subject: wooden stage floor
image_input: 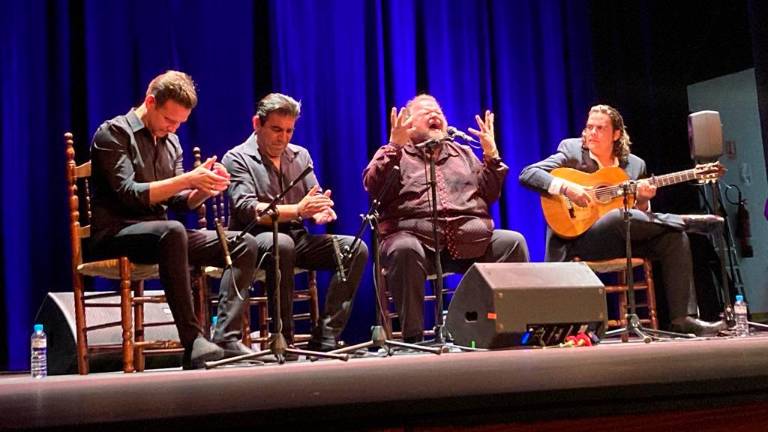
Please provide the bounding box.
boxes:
[3,334,768,431]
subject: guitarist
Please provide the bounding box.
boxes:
[519,104,725,336]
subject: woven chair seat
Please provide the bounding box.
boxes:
[77,260,159,280]
[580,258,645,273]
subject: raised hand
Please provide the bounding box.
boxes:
[389,106,414,148]
[468,110,498,158]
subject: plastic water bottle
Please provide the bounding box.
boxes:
[30,324,47,378]
[734,295,749,337]
[210,316,218,340]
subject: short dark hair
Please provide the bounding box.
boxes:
[256,93,301,124]
[146,70,198,109]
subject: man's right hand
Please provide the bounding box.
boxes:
[297,185,334,219]
[186,156,230,193]
[389,106,413,148]
[563,182,592,207]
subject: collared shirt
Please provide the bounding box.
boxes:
[222,133,318,233]
[90,109,190,244]
[363,141,508,259]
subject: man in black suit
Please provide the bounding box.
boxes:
[519,104,725,336]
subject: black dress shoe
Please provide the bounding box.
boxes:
[682,214,724,235]
[670,316,727,336]
[216,341,256,358]
[183,336,225,370]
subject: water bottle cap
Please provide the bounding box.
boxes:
[33,324,43,332]
[736,295,744,302]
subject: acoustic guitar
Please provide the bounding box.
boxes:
[541,162,724,239]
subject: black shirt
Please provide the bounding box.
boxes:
[90,109,190,244]
[222,133,318,234]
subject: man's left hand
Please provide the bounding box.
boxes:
[468,110,498,158]
[635,180,656,209]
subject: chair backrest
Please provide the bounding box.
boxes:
[65,132,93,268]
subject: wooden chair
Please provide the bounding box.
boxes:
[193,147,319,349]
[66,132,186,374]
[381,273,456,340]
[576,257,659,333]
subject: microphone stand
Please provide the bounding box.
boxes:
[329,166,442,357]
[411,137,477,352]
[206,167,349,368]
[605,182,694,342]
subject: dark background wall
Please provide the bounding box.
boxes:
[0,0,764,371]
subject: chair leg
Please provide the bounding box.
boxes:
[119,258,135,373]
[644,261,659,329]
[308,271,319,329]
[378,282,394,339]
[72,273,89,375]
[193,269,208,333]
[133,281,145,372]
[259,293,269,349]
[242,304,252,347]
[617,270,629,342]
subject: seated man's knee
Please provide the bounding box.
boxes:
[355,241,369,260]
[159,220,188,244]
[383,234,425,263]
[275,235,296,260]
[496,230,530,262]
[240,233,260,261]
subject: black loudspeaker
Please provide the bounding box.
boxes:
[34,292,182,374]
[688,110,723,162]
[445,263,607,349]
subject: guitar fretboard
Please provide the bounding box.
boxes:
[648,168,698,187]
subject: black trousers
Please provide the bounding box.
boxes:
[250,229,368,342]
[381,229,529,341]
[564,209,698,319]
[93,220,259,348]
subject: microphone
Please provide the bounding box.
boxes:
[617,181,637,196]
[215,219,233,267]
[447,126,480,143]
[331,235,347,283]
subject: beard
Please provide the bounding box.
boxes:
[412,128,446,145]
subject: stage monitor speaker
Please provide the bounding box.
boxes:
[445,262,607,349]
[33,291,182,374]
[688,110,723,162]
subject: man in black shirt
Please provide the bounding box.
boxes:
[90,70,260,369]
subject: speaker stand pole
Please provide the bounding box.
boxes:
[708,180,768,332]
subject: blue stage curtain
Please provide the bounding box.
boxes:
[0,0,592,370]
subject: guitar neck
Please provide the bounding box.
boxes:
[648,168,700,188]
